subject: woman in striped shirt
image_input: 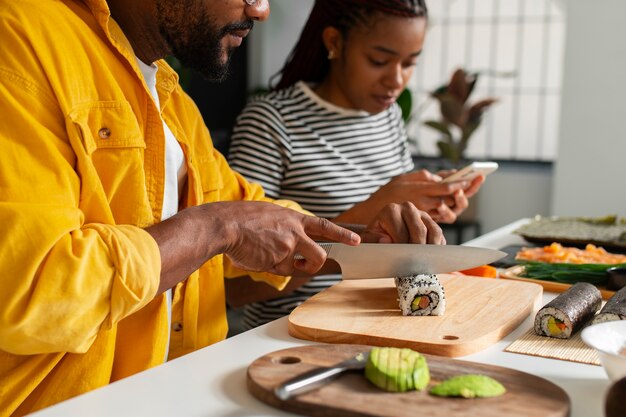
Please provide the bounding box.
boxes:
[228,0,485,330]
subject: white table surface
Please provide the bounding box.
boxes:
[30,219,610,417]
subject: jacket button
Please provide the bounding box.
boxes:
[172,322,183,332]
[98,127,111,139]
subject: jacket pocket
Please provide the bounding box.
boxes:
[196,155,224,193]
[67,100,152,225]
[68,101,145,154]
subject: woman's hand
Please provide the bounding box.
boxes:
[436,169,485,199]
[360,202,445,245]
[334,169,485,225]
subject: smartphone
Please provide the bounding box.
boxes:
[441,161,499,183]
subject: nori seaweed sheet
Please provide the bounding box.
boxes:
[539,282,602,331]
[514,216,626,250]
[598,287,626,317]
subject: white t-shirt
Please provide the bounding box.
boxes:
[136,58,187,361]
[135,59,187,218]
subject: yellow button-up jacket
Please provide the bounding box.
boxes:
[0,0,296,415]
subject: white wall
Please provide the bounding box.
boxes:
[475,164,551,234]
[472,0,626,231]
[248,0,314,90]
[552,0,626,216]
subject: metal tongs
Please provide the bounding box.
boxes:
[274,351,370,400]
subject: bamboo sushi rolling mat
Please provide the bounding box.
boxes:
[505,328,600,366]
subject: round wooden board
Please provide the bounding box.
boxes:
[247,344,570,417]
[500,265,616,300]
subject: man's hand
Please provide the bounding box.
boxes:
[218,201,360,276]
[147,201,360,294]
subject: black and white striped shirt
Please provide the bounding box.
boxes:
[229,81,414,218]
[228,81,414,329]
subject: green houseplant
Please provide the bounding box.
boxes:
[423,68,497,167]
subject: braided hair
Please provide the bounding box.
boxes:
[272,0,428,91]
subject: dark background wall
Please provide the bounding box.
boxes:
[185,43,248,156]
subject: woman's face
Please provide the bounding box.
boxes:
[324,14,427,114]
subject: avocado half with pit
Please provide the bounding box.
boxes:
[364,347,430,392]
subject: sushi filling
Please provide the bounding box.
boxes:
[535,309,573,339]
[411,292,439,316]
[547,316,567,336]
[411,292,439,312]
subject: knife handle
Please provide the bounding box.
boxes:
[274,365,347,400]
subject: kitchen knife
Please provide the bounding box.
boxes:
[274,351,369,400]
[312,243,506,279]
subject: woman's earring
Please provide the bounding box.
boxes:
[327,50,336,60]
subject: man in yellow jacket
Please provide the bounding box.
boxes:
[0,0,445,415]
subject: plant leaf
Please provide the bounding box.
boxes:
[423,120,453,139]
[468,98,498,123]
[437,141,461,165]
[431,84,448,97]
[465,72,479,99]
[438,94,465,127]
[447,69,469,103]
[461,120,481,147]
[396,88,413,122]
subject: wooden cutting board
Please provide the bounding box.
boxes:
[500,265,616,300]
[288,274,542,357]
[247,344,570,417]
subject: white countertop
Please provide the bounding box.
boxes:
[30,219,610,417]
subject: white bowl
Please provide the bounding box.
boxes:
[581,320,626,381]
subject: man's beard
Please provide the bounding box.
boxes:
[156,3,253,81]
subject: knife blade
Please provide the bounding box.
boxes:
[274,351,369,400]
[315,243,506,280]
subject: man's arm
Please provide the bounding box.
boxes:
[0,76,162,355]
[146,202,360,295]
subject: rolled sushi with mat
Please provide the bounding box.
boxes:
[534,282,601,338]
[395,274,445,316]
[592,287,626,324]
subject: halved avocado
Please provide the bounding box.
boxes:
[364,347,430,392]
[411,352,430,391]
[429,374,505,398]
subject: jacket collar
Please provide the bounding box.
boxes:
[79,0,179,101]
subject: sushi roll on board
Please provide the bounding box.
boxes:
[592,287,626,324]
[395,274,446,316]
[534,282,601,338]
